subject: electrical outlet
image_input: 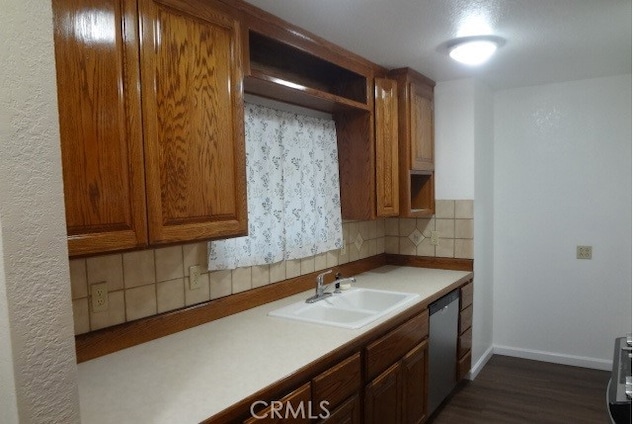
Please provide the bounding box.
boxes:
[91,281,109,312]
[189,265,202,290]
[576,245,592,260]
[430,230,440,246]
[340,244,347,256]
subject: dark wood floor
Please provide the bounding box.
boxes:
[428,355,612,424]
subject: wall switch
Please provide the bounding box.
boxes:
[90,281,109,312]
[576,245,592,260]
[430,230,440,246]
[189,265,202,290]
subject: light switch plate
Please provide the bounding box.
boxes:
[576,245,592,259]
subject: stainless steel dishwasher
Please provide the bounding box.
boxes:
[427,289,460,416]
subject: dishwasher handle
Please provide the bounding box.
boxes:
[429,289,460,316]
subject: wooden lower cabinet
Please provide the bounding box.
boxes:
[320,394,360,424]
[365,362,403,424]
[244,383,312,424]
[365,339,428,424]
[227,288,472,423]
[402,341,428,424]
[457,281,473,381]
[312,352,361,417]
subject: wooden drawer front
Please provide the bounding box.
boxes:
[456,351,471,382]
[458,327,472,359]
[319,394,360,424]
[365,310,428,381]
[459,304,472,334]
[244,383,312,423]
[460,282,473,310]
[313,352,361,415]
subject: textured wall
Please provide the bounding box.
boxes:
[0,0,80,422]
[0,221,19,424]
[493,74,631,368]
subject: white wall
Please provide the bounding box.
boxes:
[434,79,475,199]
[0,0,80,421]
[435,78,495,377]
[493,74,632,369]
[471,80,495,375]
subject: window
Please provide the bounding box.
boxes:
[208,102,343,270]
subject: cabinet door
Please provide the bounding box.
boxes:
[312,353,361,416]
[374,78,399,217]
[402,341,428,424]
[139,0,247,244]
[53,0,148,256]
[409,82,434,172]
[365,362,402,424]
[244,383,312,424]
[320,394,360,424]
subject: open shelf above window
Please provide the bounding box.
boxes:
[246,31,370,113]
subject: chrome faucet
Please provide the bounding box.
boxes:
[306,270,357,303]
[306,270,334,303]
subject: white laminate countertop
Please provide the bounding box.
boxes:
[77,266,472,423]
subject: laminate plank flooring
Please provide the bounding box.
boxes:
[428,355,612,424]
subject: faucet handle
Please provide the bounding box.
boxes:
[316,269,333,284]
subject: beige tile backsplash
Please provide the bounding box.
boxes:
[70,200,473,335]
[384,200,474,261]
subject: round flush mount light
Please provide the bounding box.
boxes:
[446,35,506,66]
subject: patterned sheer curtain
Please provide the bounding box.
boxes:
[208,103,343,271]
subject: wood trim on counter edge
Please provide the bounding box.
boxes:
[75,254,472,362]
[386,254,473,271]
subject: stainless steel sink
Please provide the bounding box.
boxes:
[268,288,419,329]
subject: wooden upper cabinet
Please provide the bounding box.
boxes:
[54,0,247,256]
[389,68,436,217]
[374,78,399,217]
[409,83,434,172]
[53,0,148,256]
[138,0,247,244]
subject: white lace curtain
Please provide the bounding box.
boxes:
[208,103,343,271]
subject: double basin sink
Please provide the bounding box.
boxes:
[268,287,420,329]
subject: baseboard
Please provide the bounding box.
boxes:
[493,345,612,371]
[468,346,494,380]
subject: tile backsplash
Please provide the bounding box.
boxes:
[70,199,473,335]
[384,200,474,260]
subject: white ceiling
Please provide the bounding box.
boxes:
[244,0,632,90]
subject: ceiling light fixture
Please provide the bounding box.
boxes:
[446,35,506,66]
